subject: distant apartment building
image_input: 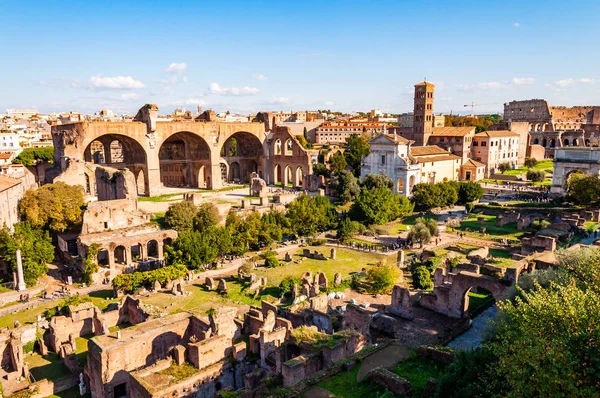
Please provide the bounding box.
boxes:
[398,112,413,128]
[6,109,38,119]
[0,152,15,165]
[315,121,387,145]
[471,130,520,176]
[427,126,476,163]
[58,111,83,124]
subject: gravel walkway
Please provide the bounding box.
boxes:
[447,305,498,350]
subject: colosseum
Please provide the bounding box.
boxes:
[50,105,318,196]
[504,99,600,158]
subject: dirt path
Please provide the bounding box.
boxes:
[301,386,336,398]
[356,342,410,382]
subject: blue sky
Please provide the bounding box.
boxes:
[1,0,599,115]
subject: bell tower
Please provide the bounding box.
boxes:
[412,81,435,146]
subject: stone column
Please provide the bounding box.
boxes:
[145,143,162,197]
[157,241,164,259]
[209,147,223,190]
[125,246,132,266]
[16,249,26,291]
[140,244,148,261]
[107,250,115,269]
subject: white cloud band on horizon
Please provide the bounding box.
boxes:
[90,75,145,89]
[209,82,259,96]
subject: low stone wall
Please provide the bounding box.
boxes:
[30,373,80,398]
[366,367,411,396]
[416,346,456,365]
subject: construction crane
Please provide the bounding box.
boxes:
[464,102,478,118]
[463,102,501,117]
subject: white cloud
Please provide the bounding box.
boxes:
[265,97,289,105]
[547,77,595,90]
[165,63,187,73]
[324,101,335,106]
[513,22,520,28]
[208,82,259,96]
[456,81,504,91]
[512,77,536,85]
[253,74,268,81]
[117,92,141,101]
[90,75,144,89]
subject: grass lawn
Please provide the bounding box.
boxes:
[503,160,554,176]
[314,352,447,398]
[49,386,85,398]
[0,289,118,329]
[26,352,70,382]
[393,355,447,395]
[254,247,389,287]
[467,289,495,317]
[457,214,523,241]
[488,248,518,267]
[142,278,279,316]
[585,221,600,233]
[314,366,386,398]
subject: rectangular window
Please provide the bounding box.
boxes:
[381,155,386,165]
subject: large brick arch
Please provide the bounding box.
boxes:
[420,271,510,319]
[218,131,266,183]
[158,131,212,188]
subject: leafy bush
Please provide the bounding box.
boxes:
[43,295,92,320]
[526,170,545,182]
[82,244,100,284]
[336,218,363,241]
[366,262,401,294]
[112,264,187,293]
[279,276,301,297]
[165,201,197,231]
[262,251,280,268]
[465,202,474,213]
[412,266,433,289]
[12,147,54,166]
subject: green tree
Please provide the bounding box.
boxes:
[524,157,538,169]
[329,170,360,203]
[362,173,393,190]
[415,217,439,237]
[164,201,197,231]
[168,227,231,269]
[0,222,54,286]
[457,181,484,204]
[193,203,221,231]
[498,162,511,174]
[411,183,441,211]
[19,182,84,232]
[286,195,336,236]
[407,222,432,246]
[567,175,600,205]
[490,283,600,397]
[439,182,459,207]
[349,186,413,226]
[328,151,347,174]
[12,147,54,166]
[344,133,371,176]
[279,276,301,297]
[366,262,401,294]
[336,218,363,241]
[263,251,280,268]
[313,163,330,178]
[556,246,600,291]
[526,170,545,183]
[412,266,433,289]
[303,126,308,141]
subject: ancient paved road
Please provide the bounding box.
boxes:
[447,305,499,350]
